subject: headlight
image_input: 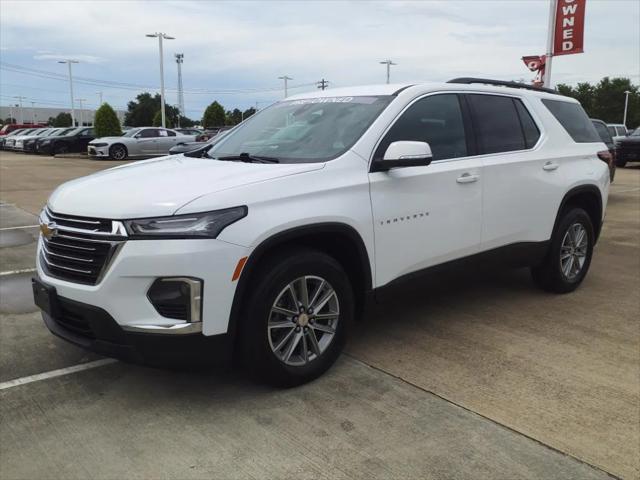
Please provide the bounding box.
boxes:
[91,142,108,147]
[124,206,247,239]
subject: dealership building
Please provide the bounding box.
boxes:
[0,105,126,126]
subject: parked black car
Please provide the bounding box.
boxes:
[591,119,616,182]
[615,127,640,167]
[23,127,75,153]
[36,127,95,155]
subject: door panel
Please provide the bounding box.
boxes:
[368,93,482,287]
[369,158,483,286]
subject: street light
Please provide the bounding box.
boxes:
[76,99,86,126]
[623,90,631,127]
[146,32,175,127]
[278,75,293,98]
[13,96,26,123]
[379,59,397,84]
[58,60,79,126]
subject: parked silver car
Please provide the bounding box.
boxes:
[88,127,196,160]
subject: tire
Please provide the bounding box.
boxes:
[239,248,354,387]
[109,144,127,160]
[531,207,594,293]
[615,157,627,167]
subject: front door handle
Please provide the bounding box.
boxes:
[543,161,559,171]
[456,173,479,184]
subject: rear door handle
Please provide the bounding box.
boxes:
[456,173,479,184]
[543,161,559,171]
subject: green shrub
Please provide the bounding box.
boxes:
[94,103,122,137]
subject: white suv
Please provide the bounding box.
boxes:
[33,78,610,386]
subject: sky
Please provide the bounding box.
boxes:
[1,0,639,120]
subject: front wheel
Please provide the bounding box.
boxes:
[240,248,354,387]
[109,144,127,160]
[531,207,594,293]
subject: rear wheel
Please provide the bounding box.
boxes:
[109,144,127,160]
[531,207,594,293]
[240,248,353,387]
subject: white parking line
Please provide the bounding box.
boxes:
[0,224,39,231]
[0,359,117,391]
[0,267,36,276]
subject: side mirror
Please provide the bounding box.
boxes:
[371,141,433,172]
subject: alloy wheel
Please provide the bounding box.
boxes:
[560,222,588,281]
[267,275,339,367]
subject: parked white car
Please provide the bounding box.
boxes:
[34,79,609,386]
[607,123,629,143]
[88,127,196,160]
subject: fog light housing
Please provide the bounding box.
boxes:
[147,277,202,322]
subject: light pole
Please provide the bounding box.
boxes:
[76,99,86,126]
[96,91,103,105]
[175,53,185,118]
[13,96,26,123]
[146,32,175,127]
[58,60,79,126]
[623,90,631,127]
[278,75,293,98]
[30,101,36,124]
[379,60,397,84]
[9,105,14,124]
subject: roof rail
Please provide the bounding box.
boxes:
[447,77,559,95]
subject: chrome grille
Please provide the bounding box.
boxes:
[39,208,127,285]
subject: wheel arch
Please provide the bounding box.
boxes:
[227,223,373,344]
[554,184,603,242]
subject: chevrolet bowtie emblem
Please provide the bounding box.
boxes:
[40,221,58,240]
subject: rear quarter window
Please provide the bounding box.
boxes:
[542,99,600,143]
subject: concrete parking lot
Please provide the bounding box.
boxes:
[0,151,638,479]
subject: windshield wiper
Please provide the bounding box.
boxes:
[217,152,280,163]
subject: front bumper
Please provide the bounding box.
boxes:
[36,285,233,365]
[36,235,250,337]
[88,145,109,157]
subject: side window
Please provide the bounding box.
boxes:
[165,130,176,137]
[375,94,468,161]
[541,99,600,143]
[468,94,525,154]
[139,129,159,138]
[83,129,94,136]
[617,127,627,136]
[607,126,616,137]
[514,100,541,148]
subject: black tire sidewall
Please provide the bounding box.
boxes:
[241,249,354,387]
[110,145,126,160]
[547,207,594,291]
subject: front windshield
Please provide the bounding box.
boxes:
[34,129,52,136]
[207,96,393,163]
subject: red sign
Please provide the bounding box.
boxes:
[553,0,587,56]
[522,55,546,72]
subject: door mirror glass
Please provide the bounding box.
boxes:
[372,141,433,172]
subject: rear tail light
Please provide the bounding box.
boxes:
[597,150,613,165]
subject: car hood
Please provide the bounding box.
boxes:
[89,136,126,144]
[48,154,325,218]
[618,136,640,145]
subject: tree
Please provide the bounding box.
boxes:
[202,101,226,128]
[152,110,162,127]
[243,107,257,120]
[51,112,72,127]
[557,77,639,128]
[4,117,16,125]
[178,116,195,127]
[124,92,160,127]
[94,102,122,137]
